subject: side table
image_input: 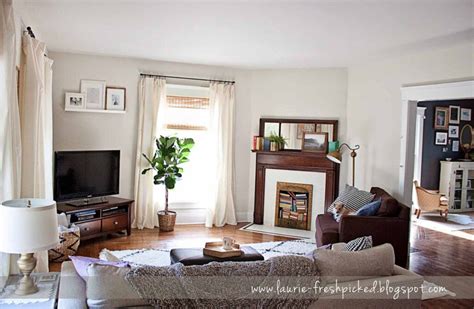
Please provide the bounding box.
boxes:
[0,273,60,308]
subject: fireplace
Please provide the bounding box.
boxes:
[275,182,313,230]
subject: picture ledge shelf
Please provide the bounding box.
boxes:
[65,109,126,114]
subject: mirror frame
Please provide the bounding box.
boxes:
[460,124,474,148]
[259,118,339,148]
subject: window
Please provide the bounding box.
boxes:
[159,84,211,209]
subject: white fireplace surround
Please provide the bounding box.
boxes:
[264,169,326,231]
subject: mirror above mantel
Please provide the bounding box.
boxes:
[260,118,338,150]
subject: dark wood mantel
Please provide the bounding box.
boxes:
[253,150,339,224]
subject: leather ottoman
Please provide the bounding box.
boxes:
[170,246,264,266]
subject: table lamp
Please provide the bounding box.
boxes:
[327,143,360,187]
[0,199,58,295]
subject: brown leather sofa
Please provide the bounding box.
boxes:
[315,187,410,267]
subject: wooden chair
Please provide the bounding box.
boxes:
[413,181,448,221]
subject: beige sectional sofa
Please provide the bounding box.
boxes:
[58,243,423,308]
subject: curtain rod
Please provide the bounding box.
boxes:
[140,73,235,84]
[25,26,36,38]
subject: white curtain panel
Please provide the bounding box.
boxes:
[17,35,54,272]
[0,0,22,278]
[205,82,237,227]
[132,77,166,229]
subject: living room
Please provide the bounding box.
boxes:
[0,0,473,308]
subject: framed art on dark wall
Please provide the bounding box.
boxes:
[449,105,460,124]
[448,125,459,138]
[106,87,126,111]
[461,108,471,121]
[434,107,449,130]
[435,132,448,145]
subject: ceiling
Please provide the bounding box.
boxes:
[17,0,474,68]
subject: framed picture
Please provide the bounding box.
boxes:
[65,92,86,111]
[297,123,316,139]
[448,125,459,138]
[80,79,106,110]
[461,108,471,121]
[302,132,328,152]
[449,105,460,124]
[452,140,459,152]
[435,132,448,146]
[106,87,126,111]
[434,107,449,130]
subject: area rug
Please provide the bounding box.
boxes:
[103,239,452,300]
[239,223,315,239]
[413,213,474,240]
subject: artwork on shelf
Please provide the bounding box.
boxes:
[80,79,106,110]
[106,87,126,111]
[302,132,328,152]
[435,132,448,146]
[461,108,471,121]
[452,140,459,152]
[448,125,459,138]
[449,105,460,124]
[297,123,316,139]
[434,107,449,130]
[65,92,86,111]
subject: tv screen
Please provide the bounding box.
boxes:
[54,150,120,202]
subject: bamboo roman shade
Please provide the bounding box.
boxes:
[165,95,209,131]
[167,95,209,109]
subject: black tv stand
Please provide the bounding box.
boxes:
[67,196,109,207]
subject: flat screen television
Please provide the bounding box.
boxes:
[54,150,120,202]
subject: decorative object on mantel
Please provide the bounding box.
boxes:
[268,133,287,151]
[327,143,360,187]
[434,106,449,130]
[449,105,460,124]
[460,124,473,160]
[106,86,126,111]
[80,79,106,110]
[0,199,59,295]
[302,132,328,153]
[142,136,195,232]
[64,92,86,111]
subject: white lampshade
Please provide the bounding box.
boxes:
[0,199,59,254]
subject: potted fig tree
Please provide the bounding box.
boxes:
[142,136,195,232]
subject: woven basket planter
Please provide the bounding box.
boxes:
[158,210,176,232]
[48,225,80,262]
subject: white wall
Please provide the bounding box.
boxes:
[242,69,348,220]
[50,52,348,223]
[346,42,474,200]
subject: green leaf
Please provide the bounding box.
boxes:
[141,168,152,175]
[165,176,176,189]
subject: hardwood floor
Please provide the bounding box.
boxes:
[50,222,474,308]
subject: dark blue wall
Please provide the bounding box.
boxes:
[418,99,474,189]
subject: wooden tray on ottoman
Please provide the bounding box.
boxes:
[203,241,242,258]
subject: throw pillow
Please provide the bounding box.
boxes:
[69,256,129,281]
[313,243,395,283]
[355,199,382,216]
[344,236,373,251]
[328,185,375,214]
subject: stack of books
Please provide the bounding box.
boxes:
[278,191,309,222]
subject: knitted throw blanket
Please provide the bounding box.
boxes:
[125,255,320,308]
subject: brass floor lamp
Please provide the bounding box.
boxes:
[327,143,360,187]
